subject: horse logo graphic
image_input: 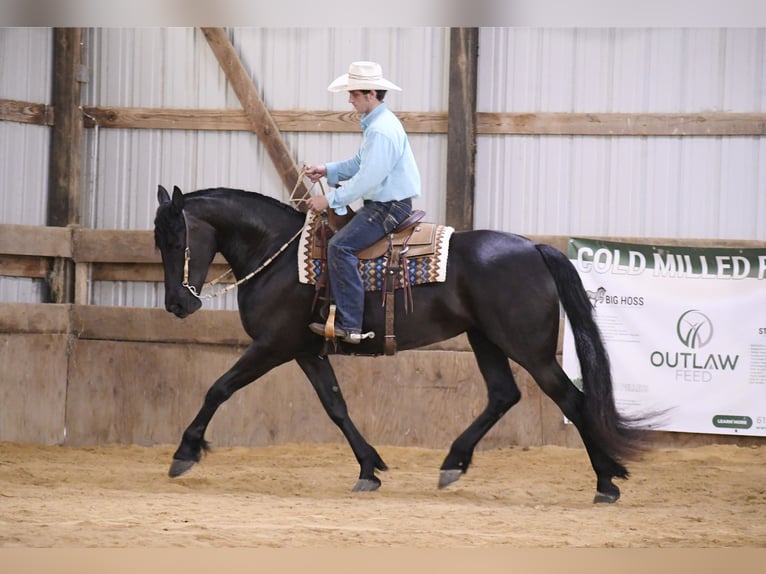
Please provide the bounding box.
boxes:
[676,309,714,349]
[587,287,606,307]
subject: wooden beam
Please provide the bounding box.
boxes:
[0,224,72,257]
[0,98,54,126]
[47,28,84,305]
[79,105,447,134]
[90,262,234,283]
[0,303,250,344]
[200,27,308,202]
[71,228,227,264]
[0,255,50,279]
[0,303,72,334]
[72,229,158,264]
[47,29,83,228]
[82,106,257,132]
[72,305,249,345]
[445,28,478,231]
[72,105,766,137]
[477,112,766,136]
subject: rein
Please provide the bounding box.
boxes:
[181,210,304,300]
[181,166,321,301]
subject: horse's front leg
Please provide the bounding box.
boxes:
[296,354,388,492]
[168,343,286,478]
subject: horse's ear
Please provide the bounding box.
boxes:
[157,185,170,205]
[171,185,184,213]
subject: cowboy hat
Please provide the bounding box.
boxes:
[327,61,402,93]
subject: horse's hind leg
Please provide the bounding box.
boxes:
[296,354,388,492]
[439,329,521,488]
[528,360,626,503]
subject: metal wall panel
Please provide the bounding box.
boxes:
[82,28,449,224]
[7,27,761,307]
[0,27,52,302]
[474,28,766,239]
[82,27,450,308]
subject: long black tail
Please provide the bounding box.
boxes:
[535,243,648,468]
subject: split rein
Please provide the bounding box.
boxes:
[181,166,323,300]
[180,211,304,300]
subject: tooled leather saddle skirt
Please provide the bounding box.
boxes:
[297,210,454,292]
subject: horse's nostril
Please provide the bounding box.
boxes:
[166,292,200,318]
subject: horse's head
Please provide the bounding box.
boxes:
[154,185,217,318]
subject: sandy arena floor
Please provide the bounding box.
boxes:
[0,441,764,548]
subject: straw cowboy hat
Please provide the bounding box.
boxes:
[327,61,402,92]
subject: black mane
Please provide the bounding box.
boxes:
[188,187,302,217]
[154,187,303,250]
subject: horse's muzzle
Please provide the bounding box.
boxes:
[166,293,202,318]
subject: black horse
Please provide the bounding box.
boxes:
[154,185,648,503]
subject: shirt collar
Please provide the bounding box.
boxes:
[360,102,387,130]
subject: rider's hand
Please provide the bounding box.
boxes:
[304,164,327,183]
[306,194,329,213]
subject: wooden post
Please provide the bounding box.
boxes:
[445,28,478,231]
[47,28,83,303]
[200,27,309,205]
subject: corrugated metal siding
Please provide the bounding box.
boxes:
[5,27,763,306]
[0,27,52,302]
[0,27,52,225]
[82,28,449,224]
[82,27,450,308]
[474,28,766,239]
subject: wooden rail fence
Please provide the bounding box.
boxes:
[1,224,764,450]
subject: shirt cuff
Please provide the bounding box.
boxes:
[325,162,340,187]
[325,189,347,215]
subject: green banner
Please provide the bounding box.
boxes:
[563,237,766,437]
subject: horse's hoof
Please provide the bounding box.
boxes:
[438,469,463,489]
[352,478,381,492]
[593,490,620,504]
[168,458,196,478]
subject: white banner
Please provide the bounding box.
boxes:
[562,238,766,437]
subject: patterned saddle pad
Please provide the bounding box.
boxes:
[297,210,454,292]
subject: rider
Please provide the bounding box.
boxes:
[305,61,421,344]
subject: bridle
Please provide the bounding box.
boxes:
[180,209,304,300]
[180,165,321,301]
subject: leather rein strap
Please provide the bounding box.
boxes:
[181,209,304,301]
[181,164,322,300]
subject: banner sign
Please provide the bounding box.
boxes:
[562,237,766,437]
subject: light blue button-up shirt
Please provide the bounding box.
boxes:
[325,103,421,215]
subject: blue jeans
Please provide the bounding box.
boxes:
[327,198,413,334]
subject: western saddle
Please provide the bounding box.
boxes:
[312,207,428,355]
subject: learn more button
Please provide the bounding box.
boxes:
[712,415,752,429]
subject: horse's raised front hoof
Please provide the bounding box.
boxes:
[438,469,463,489]
[593,489,620,504]
[168,458,196,478]
[352,478,381,492]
